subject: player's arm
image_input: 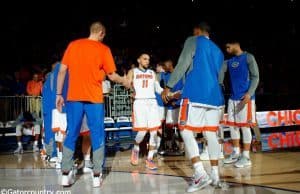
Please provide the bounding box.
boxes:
[56,64,67,112]
[103,47,130,88]
[166,36,196,89]
[236,53,260,112]
[218,61,228,86]
[247,53,260,97]
[154,72,163,94]
[162,37,195,103]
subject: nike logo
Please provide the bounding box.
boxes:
[194,175,205,185]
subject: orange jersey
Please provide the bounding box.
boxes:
[26,80,43,96]
[61,38,116,103]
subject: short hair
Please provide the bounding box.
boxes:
[194,22,211,34]
[90,21,105,34]
[225,35,242,45]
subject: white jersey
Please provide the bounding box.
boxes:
[133,68,156,99]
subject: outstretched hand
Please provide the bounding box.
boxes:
[56,95,65,113]
[161,88,171,103]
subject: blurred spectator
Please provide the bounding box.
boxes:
[26,73,43,115]
[13,111,42,154]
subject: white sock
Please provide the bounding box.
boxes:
[233,147,240,154]
[56,148,60,157]
[18,142,22,147]
[134,144,139,151]
[193,162,205,175]
[243,150,250,158]
[58,151,62,161]
[147,150,155,160]
[211,166,219,176]
[84,154,91,161]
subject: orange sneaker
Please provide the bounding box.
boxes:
[131,149,139,166]
[145,159,158,170]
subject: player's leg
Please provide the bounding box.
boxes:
[178,99,212,192]
[224,99,241,164]
[235,100,255,168]
[203,108,221,186]
[131,100,148,165]
[79,114,93,173]
[145,99,161,170]
[84,103,105,187]
[61,102,83,186]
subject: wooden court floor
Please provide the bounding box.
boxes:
[0,149,299,192]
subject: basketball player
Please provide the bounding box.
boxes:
[127,52,165,170]
[162,59,184,153]
[219,38,259,168]
[56,21,129,187]
[162,22,224,192]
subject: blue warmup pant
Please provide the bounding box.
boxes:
[43,112,57,157]
[62,101,105,174]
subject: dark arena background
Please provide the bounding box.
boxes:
[0,1,299,194]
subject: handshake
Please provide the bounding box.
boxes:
[161,88,181,104]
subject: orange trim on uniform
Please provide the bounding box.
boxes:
[247,101,252,122]
[132,126,161,132]
[179,99,189,123]
[80,130,90,136]
[52,127,60,132]
[60,130,66,135]
[225,121,256,127]
[179,125,219,132]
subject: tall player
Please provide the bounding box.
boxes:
[162,22,224,192]
[56,21,129,187]
[128,52,164,170]
[219,38,259,168]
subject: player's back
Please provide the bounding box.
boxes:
[133,68,156,99]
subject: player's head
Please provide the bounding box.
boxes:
[137,52,150,69]
[163,59,174,72]
[33,73,39,81]
[90,21,106,42]
[225,39,241,55]
[193,22,211,37]
[156,62,164,73]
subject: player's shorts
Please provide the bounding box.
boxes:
[157,105,166,122]
[227,99,256,127]
[166,108,179,127]
[80,114,90,136]
[178,99,221,132]
[52,109,67,142]
[132,99,161,131]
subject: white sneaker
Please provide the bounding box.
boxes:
[83,160,94,173]
[33,144,39,152]
[234,156,252,168]
[219,151,224,159]
[199,148,209,161]
[61,170,75,186]
[187,173,212,193]
[49,157,58,163]
[223,152,240,164]
[93,173,103,187]
[210,171,220,187]
[56,161,61,169]
[14,146,23,154]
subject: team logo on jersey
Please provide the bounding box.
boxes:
[231,62,239,68]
